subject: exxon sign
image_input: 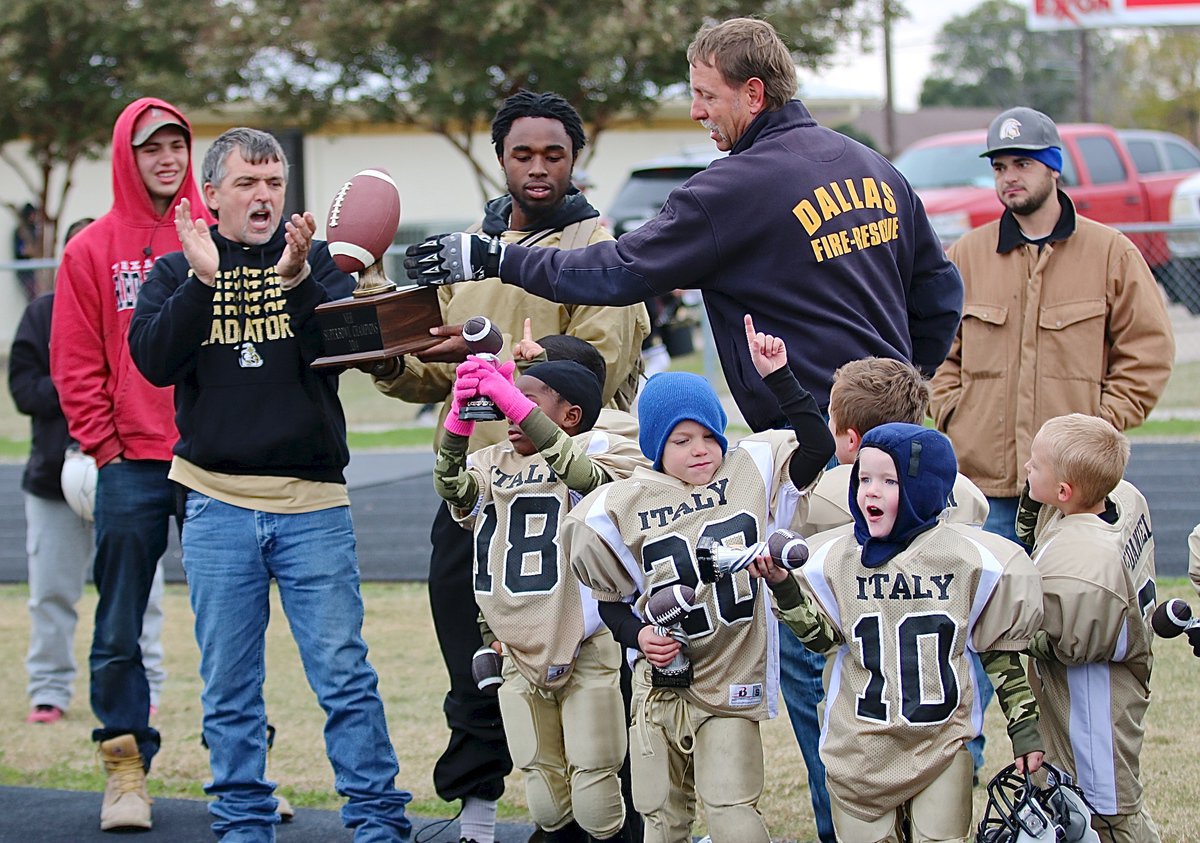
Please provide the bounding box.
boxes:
[1029,0,1200,31]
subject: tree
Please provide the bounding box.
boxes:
[243,0,874,201]
[0,0,260,270]
[918,0,1117,119]
[1118,29,1200,142]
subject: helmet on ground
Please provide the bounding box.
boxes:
[976,762,1101,843]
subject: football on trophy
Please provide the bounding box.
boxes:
[326,168,402,275]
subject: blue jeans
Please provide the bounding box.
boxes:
[777,621,836,843]
[983,496,1020,544]
[90,459,173,764]
[182,493,412,842]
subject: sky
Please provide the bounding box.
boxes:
[795,0,986,112]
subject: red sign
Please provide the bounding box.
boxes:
[1030,0,1200,29]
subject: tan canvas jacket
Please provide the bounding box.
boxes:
[931,211,1173,497]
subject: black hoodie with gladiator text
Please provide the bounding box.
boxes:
[128,225,355,483]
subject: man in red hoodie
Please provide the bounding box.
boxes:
[49,97,213,833]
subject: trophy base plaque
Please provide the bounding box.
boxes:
[312,284,443,369]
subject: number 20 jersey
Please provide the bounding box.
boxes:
[798,522,1043,818]
[564,431,807,721]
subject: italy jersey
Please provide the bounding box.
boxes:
[798,522,1043,819]
[1028,479,1156,815]
[455,425,646,690]
[565,430,810,720]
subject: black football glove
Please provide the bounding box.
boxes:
[403,232,504,286]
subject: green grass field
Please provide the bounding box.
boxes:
[1,580,1198,842]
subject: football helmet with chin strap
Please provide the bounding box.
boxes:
[976,762,1103,843]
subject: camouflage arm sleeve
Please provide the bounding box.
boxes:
[522,409,610,495]
[432,430,480,509]
[1014,482,1042,552]
[1026,629,1057,663]
[773,575,842,653]
[980,649,1042,758]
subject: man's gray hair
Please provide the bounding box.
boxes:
[202,127,289,188]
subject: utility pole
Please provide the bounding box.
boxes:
[1078,28,1091,121]
[883,0,897,158]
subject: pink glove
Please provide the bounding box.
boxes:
[475,360,536,423]
[444,359,483,438]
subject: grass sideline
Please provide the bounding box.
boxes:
[1,580,1198,840]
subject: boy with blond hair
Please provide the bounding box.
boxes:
[1020,413,1161,843]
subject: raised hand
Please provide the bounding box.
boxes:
[175,198,219,286]
[444,358,486,437]
[276,211,316,280]
[404,232,504,286]
[745,313,787,378]
[451,359,486,411]
[512,318,544,362]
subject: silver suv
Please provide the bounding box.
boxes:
[604,147,725,236]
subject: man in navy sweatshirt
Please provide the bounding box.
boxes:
[404,19,963,843]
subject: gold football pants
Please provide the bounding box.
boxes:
[629,660,770,843]
[829,748,973,843]
[497,629,626,838]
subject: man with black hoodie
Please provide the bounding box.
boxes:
[50,97,213,832]
[371,90,647,843]
[129,128,413,843]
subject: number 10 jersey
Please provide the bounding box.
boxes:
[799,522,1043,819]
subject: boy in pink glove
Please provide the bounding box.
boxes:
[433,354,646,842]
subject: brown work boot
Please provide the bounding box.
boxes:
[98,734,152,831]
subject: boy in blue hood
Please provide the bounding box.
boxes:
[757,423,1046,843]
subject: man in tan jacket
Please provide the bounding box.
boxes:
[931,106,1174,544]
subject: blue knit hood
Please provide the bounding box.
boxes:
[850,423,957,568]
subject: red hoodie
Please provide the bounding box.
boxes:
[50,98,214,467]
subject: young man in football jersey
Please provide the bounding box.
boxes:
[1020,414,1161,843]
[563,315,835,843]
[758,422,1045,843]
[433,350,645,842]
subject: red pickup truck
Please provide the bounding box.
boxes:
[891,124,1200,269]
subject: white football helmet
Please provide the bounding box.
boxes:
[976,762,1102,843]
[61,445,98,522]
